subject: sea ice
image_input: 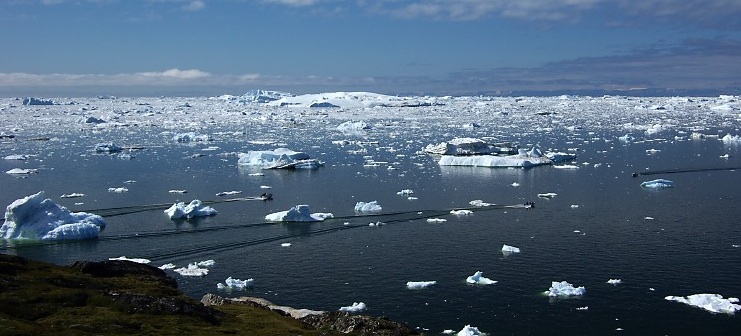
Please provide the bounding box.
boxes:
[217,276,254,290]
[1,191,106,240]
[640,179,674,189]
[173,263,209,276]
[545,281,586,297]
[338,302,366,312]
[406,281,437,289]
[354,201,382,213]
[607,279,622,285]
[60,193,85,198]
[94,142,122,153]
[450,209,473,216]
[107,187,128,193]
[427,218,447,223]
[538,192,557,198]
[502,244,521,253]
[337,120,370,132]
[173,132,211,142]
[3,154,29,160]
[466,271,497,285]
[265,205,334,222]
[424,137,499,155]
[456,325,484,336]
[6,168,38,175]
[164,200,217,219]
[665,294,741,314]
[721,134,741,144]
[438,153,551,168]
[397,189,414,196]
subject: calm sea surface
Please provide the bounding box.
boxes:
[2,98,741,335]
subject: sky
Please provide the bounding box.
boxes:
[1,0,741,96]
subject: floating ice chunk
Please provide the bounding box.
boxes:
[1,191,105,240]
[60,193,85,198]
[337,121,370,132]
[438,153,551,168]
[168,190,188,194]
[406,281,437,289]
[618,134,634,142]
[107,187,128,193]
[538,192,557,198]
[354,201,382,213]
[721,134,741,144]
[466,271,497,285]
[173,132,211,142]
[173,263,209,276]
[640,179,674,189]
[576,306,589,311]
[197,259,215,267]
[450,209,473,216]
[164,200,217,219]
[4,154,29,160]
[424,138,498,155]
[6,168,38,175]
[109,256,151,264]
[265,205,333,222]
[94,142,122,153]
[553,164,579,169]
[665,294,741,314]
[469,200,494,207]
[397,189,414,196]
[159,263,176,270]
[545,152,577,163]
[427,218,447,223]
[216,190,242,196]
[237,148,322,169]
[338,302,366,312]
[502,244,521,253]
[217,276,254,290]
[456,325,484,336]
[645,148,661,154]
[281,242,292,247]
[545,281,586,297]
[511,182,520,187]
[571,204,580,208]
[607,279,622,285]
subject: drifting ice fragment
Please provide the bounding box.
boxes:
[406,281,437,289]
[1,191,106,240]
[466,271,497,285]
[107,187,128,193]
[538,192,557,198]
[545,281,586,297]
[6,168,38,175]
[427,218,447,223]
[173,263,209,276]
[354,201,382,213]
[640,179,674,189]
[450,209,473,216]
[109,256,151,264]
[607,279,622,285]
[397,189,414,196]
[217,277,254,290]
[164,200,217,219]
[94,142,122,153]
[60,193,85,198]
[665,294,741,314]
[502,244,521,253]
[265,205,333,222]
[237,148,322,169]
[339,302,366,312]
[456,325,484,336]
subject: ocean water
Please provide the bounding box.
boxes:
[2,95,741,334]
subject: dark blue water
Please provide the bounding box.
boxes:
[2,114,741,335]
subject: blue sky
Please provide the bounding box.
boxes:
[1,0,741,96]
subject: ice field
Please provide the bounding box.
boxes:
[2,92,741,334]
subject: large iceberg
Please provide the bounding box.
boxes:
[466,271,497,285]
[545,281,586,297]
[665,294,741,314]
[424,137,515,156]
[164,200,217,219]
[265,205,334,222]
[354,201,382,213]
[439,153,551,168]
[237,148,323,169]
[1,191,106,240]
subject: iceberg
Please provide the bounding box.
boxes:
[237,148,322,169]
[607,279,622,285]
[1,191,106,240]
[721,134,741,144]
[354,201,382,213]
[164,200,217,219]
[424,138,501,155]
[665,294,741,314]
[173,263,209,276]
[109,256,151,264]
[466,271,497,285]
[172,132,211,142]
[337,120,370,132]
[94,142,123,153]
[265,205,334,222]
[456,325,484,336]
[338,302,366,313]
[450,209,473,216]
[217,276,254,290]
[406,281,437,289]
[6,168,38,175]
[640,179,674,189]
[4,154,29,160]
[545,281,586,297]
[502,244,521,253]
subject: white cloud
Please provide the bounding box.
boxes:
[262,0,325,7]
[139,68,211,79]
[182,0,205,11]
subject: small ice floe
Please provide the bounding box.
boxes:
[4,154,29,160]
[665,294,741,314]
[281,242,292,247]
[6,168,38,175]
[397,189,414,196]
[456,325,484,336]
[553,164,579,169]
[168,190,188,194]
[94,142,122,153]
[164,200,217,219]
[469,200,494,207]
[645,149,661,154]
[216,190,242,196]
[109,256,151,264]
[450,209,473,216]
[538,192,557,198]
[159,263,177,270]
[337,120,370,132]
[60,193,85,198]
[576,306,589,311]
[123,180,137,184]
[265,205,334,222]
[511,182,520,187]
[173,263,210,276]
[338,302,366,313]
[721,134,741,144]
[640,179,674,189]
[720,154,730,159]
[406,281,437,289]
[427,218,447,223]
[217,277,254,290]
[260,185,272,189]
[570,204,580,209]
[354,201,382,213]
[173,132,211,142]
[0,191,106,240]
[107,187,129,193]
[368,221,384,227]
[644,216,654,220]
[607,279,622,285]
[466,271,497,285]
[248,172,265,176]
[545,281,586,297]
[502,244,521,254]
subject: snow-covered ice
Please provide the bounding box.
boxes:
[466,271,497,285]
[456,325,484,336]
[109,256,151,264]
[6,168,38,175]
[164,200,217,219]
[607,279,622,285]
[354,201,382,213]
[173,263,210,276]
[265,205,334,222]
[217,276,254,290]
[641,179,674,189]
[545,281,586,297]
[1,191,106,240]
[237,148,322,169]
[338,302,366,312]
[665,294,741,314]
[502,244,521,253]
[406,281,437,289]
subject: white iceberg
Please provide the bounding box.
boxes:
[237,148,322,169]
[94,142,122,153]
[450,209,473,216]
[109,256,151,264]
[466,271,497,285]
[721,134,741,144]
[173,132,211,142]
[456,325,484,336]
[354,201,382,213]
[173,263,209,276]
[607,279,622,285]
[665,294,741,314]
[217,276,254,290]
[424,138,499,155]
[545,281,586,297]
[1,191,106,240]
[60,193,85,198]
[337,120,370,132]
[502,244,521,253]
[640,179,674,189]
[6,168,38,175]
[265,205,334,222]
[164,200,217,219]
[438,152,551,168]
[338,302,366,312]
[406,281,437,289]
[4,154,29,160]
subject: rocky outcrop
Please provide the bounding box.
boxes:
[71,259,178,288]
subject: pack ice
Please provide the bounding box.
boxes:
[1,191,106,240]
